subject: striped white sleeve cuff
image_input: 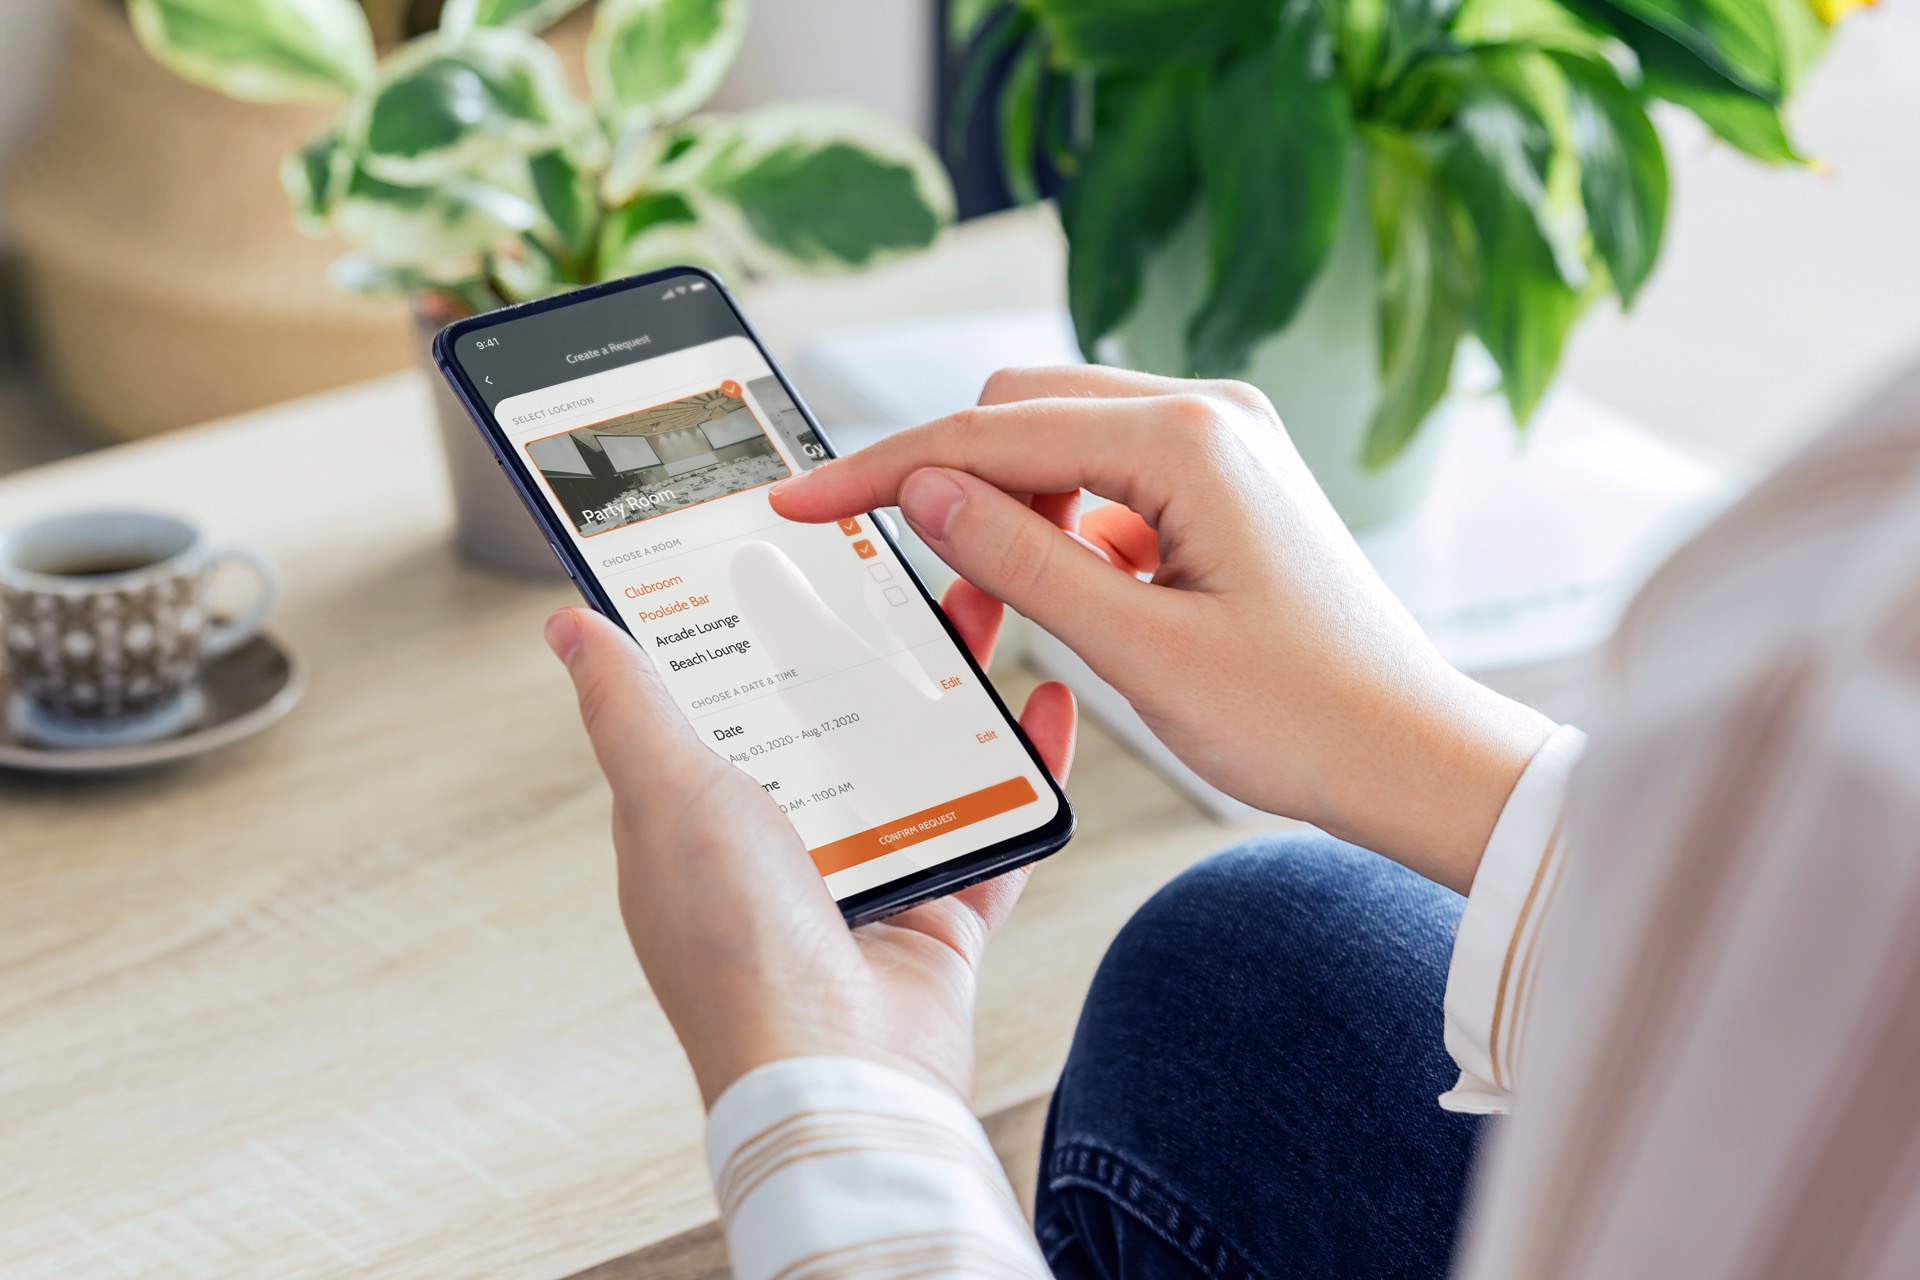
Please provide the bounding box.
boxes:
[1440,725,1587,1115]
[705,1056,1051,1280]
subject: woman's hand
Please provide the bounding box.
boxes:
[771,366,1552,894]
[544,582,1074,1108]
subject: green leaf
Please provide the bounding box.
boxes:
[1452,0,1615,57]
[1443,79,1586,424]
[594,183,738,284]
[440,0,589,34]
[1573,0,1807,161]
[355,30,585,186]
[1186,0,1351,378]
[682,103,955,272]
[945,8,1035,162]
[596,189,696,274]
[998,38,1047,204]
[493,238,571,301]
[1363,128,1475,467]
[588,0,746,129]
[1559,0,1785,100]
[1024,0,1279,68]
[948,0,1010,45]
[1043,70,1094,177]
[1765,0,1829,92]
[1058,70,1197,354]
[1591,0,1787,97]
[529,149,598,268]
[1646,69,1802,161]
[334,165,540,268]
[281,130,352,233]
[127,0,374,102]
[600,119,660,205]
[1556,55,1667,304]
[1336,0,1386,95]
[1376,0,1462,84]
[1454,51,1588,280]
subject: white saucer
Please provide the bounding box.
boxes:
[7,687,207,749]
[0,631,306,774]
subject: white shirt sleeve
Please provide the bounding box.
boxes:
[1439,724,1587,1114]
[705,1056,1052,1280]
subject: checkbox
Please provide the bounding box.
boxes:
[837,518,862,535]
[852,540,877,560]
[884,586,908,606]
[867,563,893,582]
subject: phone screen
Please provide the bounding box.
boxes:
[441,270,1068,914]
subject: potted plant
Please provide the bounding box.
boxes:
[129,0,955,571]
[958,0,1858,527]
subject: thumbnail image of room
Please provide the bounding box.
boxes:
[527,388,792,536]
[747,374,828,469]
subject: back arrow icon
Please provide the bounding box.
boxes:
[485,375,494,384]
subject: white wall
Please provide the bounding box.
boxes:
[1561,3,1920,469]
[706,0,936,138]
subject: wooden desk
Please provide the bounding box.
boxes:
[0,372,1269,1278]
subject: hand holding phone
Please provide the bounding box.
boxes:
[435,268,1074,924]
[544,579,1073,1107]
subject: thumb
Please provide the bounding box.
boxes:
[545,606,712,789]
[897,467,1159,654]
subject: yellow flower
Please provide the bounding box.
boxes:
[1810,0,1878,25]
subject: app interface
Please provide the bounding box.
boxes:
[456,276,1058,900]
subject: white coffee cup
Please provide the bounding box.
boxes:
[0,511,277,741]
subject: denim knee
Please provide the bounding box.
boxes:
[1036,830,1482,1280]
[1078,829,1463,1064]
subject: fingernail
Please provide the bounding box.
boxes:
[900,469,966,541]
[544,609,583,661]
[770,461,827,498]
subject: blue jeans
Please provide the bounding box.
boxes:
[1034,831,1486,1280]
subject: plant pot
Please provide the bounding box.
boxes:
[1099,154,1447,531]
[413,305,566,577]
[4,0,414,439]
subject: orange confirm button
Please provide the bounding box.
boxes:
[809,776,1040,876]
[720,380,743,399]
[837,517,863,536]
[851,539,877,559]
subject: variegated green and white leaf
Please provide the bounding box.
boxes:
[599,214,741,282]
[529,149,599,267]
[676,102,954,274]
[599,189,692,264]
[335,166,540,268]
[352,28,587,187]
[128,0,375,102]
[601,119,662,205]
[281,130,354,233]
[588,0,747,130]
[492,240,572,301]
[600,118,713,206]
[440,0,590,36]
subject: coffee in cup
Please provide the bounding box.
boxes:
[0,511,277,746]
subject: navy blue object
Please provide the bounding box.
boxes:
[1037,830,1487,1280]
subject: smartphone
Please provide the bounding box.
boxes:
[433,266,1074,925]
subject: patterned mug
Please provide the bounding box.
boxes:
[0,511,277,727]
